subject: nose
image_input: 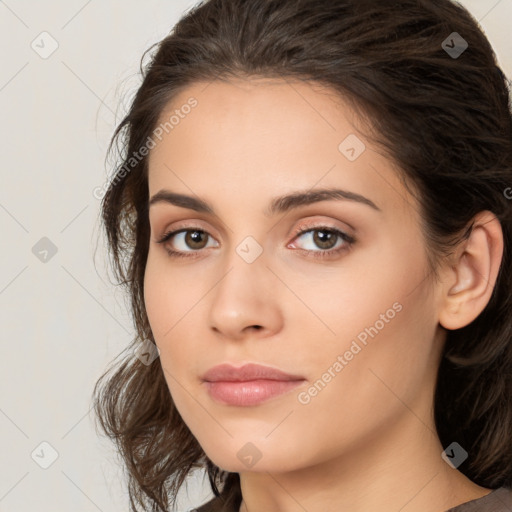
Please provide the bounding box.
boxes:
[208,255,284,341]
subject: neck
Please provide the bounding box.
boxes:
[238,405,489,512]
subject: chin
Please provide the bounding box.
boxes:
[199,437,306,474]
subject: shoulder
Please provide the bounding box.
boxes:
[447,487,512,511]
[195,487,512,511]
[192,487,512,512]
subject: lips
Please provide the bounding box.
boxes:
[201,363,304,382]
[201,363,306,406]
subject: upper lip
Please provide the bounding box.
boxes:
[202,363,305,382]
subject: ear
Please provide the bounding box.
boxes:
[438,211,504,330]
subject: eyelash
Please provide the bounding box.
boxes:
[155,224,356,261]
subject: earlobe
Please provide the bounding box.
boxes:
[438,211,504,331]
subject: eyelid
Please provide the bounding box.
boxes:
[293,219,350,234]
[290,219,355,241]
[155,218,351,241]
[154,218,219,243]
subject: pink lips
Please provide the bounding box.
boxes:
[202,363,306,406]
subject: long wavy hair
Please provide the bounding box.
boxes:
[92,0,512,510]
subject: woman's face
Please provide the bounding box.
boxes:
[144,78,446,473]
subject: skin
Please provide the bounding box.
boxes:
[143,78,504,512]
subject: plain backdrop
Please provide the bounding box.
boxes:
[1,1,511,511]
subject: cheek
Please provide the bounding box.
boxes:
[143,258,170,339]
[143,252,197,339]
[285,234,425,337]
[285,294,437,462]
[290,236,435,379]
[143,253,210,388]
[143,259,197,404]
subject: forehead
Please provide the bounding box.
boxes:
[157,77,354,135]
[146,78,416,220]
[148,77,360,169]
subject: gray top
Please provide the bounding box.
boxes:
[194,486,512,512]
[447,486,512,511]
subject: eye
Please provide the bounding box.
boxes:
[156,228,219,258]
[155,224,355,260]
[288,225,355,259]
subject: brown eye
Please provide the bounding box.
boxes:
[289,225,355,260]
[312,230,338,250]
[156,227,219,257]
[184,230,209,249]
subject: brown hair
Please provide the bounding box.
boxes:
[92,0,512,510]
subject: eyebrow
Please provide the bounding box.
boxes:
[148,187,381,216]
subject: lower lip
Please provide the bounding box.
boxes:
[204,379,305,406]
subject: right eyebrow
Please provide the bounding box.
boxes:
[149,190,213,213]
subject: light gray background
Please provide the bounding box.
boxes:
[1,1,511,511]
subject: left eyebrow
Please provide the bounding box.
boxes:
[148,187,381,215]
[265,187,381,216]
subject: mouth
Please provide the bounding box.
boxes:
[201,363,306,406]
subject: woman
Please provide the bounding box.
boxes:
[93,0,512,511]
